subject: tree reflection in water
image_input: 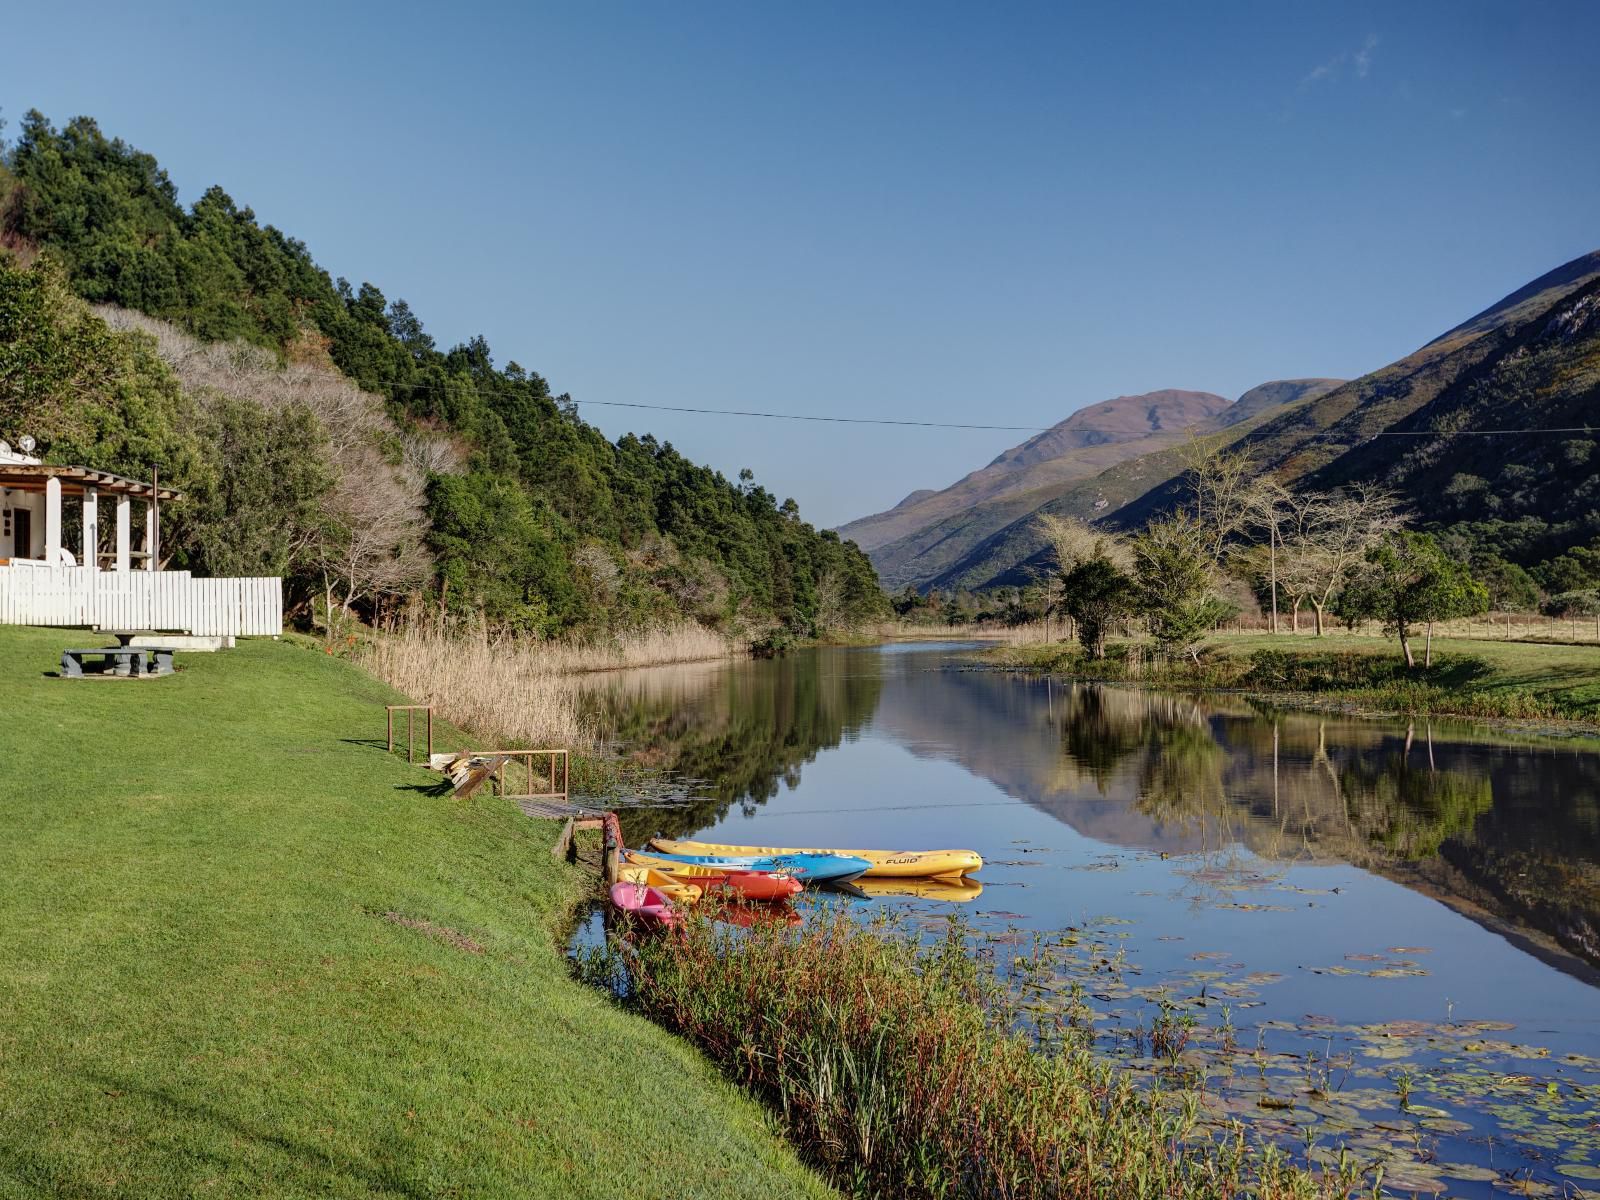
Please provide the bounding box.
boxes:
[579,646,1600,972]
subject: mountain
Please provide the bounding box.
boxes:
[922,384,1337,591]
[944,249,1600,592]
[1221,378,1345,427]
[847,381,1340,591]
[838,389,1231,556]
[1107,251,1600,546]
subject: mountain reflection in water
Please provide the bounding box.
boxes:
[579,643,1600,975]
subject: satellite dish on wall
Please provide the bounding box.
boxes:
[18,435,36,453]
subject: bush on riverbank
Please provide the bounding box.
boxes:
[987,635,1600,721]
[584,908,1338,1200]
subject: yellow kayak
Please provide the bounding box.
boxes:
[615,864,702,904]
[852,877,984,903]
[649,839,982,879]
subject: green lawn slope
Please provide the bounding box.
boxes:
[0,627,833,1200]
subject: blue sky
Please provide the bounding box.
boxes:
[6,1,1598,527]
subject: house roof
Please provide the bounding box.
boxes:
[0,464,181,501]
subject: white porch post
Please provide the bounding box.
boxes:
[82,487,98,570]
[45,477,62,566]
[116,495,131,571]
[144,500,156,572]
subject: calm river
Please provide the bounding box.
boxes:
[577,642,1600,1197]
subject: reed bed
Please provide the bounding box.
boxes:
[583,909,1342,1200]
[874,621,1019,642]
[359,621,734,750]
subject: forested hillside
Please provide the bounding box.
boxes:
[0,110,885,636]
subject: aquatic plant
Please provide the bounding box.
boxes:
[584,908,1341,1200]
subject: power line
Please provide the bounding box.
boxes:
[572,399,1053,432]
[312,372,1600,438]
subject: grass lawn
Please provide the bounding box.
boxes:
[989,628,1600,721]
[1210,630,1600,717]
[0,626,834,1199]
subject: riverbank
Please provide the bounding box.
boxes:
[0,625,832,1199]
[983,631,1600,728]
[585,907,1335,1200]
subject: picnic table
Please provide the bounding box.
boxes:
[61,645,180,678]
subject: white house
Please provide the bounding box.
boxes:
[0,440,282,637]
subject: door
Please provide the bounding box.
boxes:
[11,507,31,559]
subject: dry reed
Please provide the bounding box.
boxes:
[359,621,733,750]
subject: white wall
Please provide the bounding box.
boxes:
[0,491,45,559]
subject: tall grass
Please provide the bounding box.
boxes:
[873,621,1020,642]
[583,909,1342,1200]
[359,621,733,750]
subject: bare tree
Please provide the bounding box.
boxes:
[315,442,433,619]
[1033,513,1130,640]
[1239,477,1291,633]
[812,568,848,633]
[97,305,456,619]
[1035,512,1131,570]
[1278,487,1404,635]
[1178,434,1258,565]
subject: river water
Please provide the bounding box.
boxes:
[576,642,1600,1197]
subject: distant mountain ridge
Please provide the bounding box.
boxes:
[838,389,1232,557]
[1107,250,1600,539]
[918,248,1600,593]
[843,380,1341,590]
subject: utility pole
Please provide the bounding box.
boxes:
[1269,522,1279,634]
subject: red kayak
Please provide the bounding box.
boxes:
[699,870,803,902]
[622,851,804,902]
[609,881,681,929]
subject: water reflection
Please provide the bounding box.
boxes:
[583,644,1600,975]
[578,644,1600,1195]
[577,649,882,844]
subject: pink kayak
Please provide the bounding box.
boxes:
[609,881,681,929]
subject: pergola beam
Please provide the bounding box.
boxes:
[0,464,180,501]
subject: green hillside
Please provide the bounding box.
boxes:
[0,110,884,637]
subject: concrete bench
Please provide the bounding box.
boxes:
[61,646,179,678]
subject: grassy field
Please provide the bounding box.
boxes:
[989,629,1600,722]
[0,626,832,1200]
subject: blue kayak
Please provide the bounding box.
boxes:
[637,850,872,886]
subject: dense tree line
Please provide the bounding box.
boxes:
[0,110,884,636]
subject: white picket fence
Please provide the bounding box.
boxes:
[0,565,282,636]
